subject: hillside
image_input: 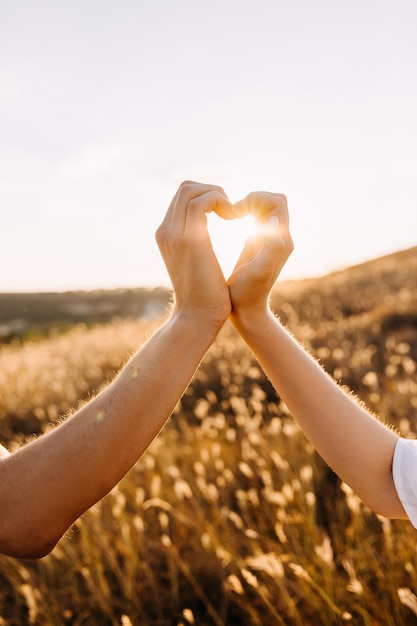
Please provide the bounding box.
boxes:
[1,246,417,625]
[1,245,416,440]
[0,286,171,342]
[1,245,416,338]
[269,246,417,430]
[272,245,417,325]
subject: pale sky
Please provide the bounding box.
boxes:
[1,0,416,292]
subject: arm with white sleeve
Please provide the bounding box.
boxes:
[228,192,410,523]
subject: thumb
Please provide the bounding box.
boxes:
[243,215,284,247]
[249,216,286,275]
[255,216,284,245]
[234,216,283,267]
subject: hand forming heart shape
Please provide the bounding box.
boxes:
[206,189,290,279]
[156,181,293,326]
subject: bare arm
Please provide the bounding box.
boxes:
[0,181,234,559]
[228,192,406,520]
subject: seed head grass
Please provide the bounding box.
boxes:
[1,249,417,624]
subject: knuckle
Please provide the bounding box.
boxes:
[154,224,163,244]
[245,191,288,217]
[176,181,197,201]
[286,236,295,254]
[180,179,197,188]
[277,193,288,207]
[213,184,226,197]
[155,224,171,248]
[245,192,260,215]
[187,196,199,211]
[246,191,258,204]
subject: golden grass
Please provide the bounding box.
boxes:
[1,249,417,624]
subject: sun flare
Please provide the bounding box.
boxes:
[207,213,257,277]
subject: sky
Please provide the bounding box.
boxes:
[1,0,416,292]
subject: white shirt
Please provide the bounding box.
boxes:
[392,437,417,528]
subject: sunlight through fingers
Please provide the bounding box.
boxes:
[207,213,257,276]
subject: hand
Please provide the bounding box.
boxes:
[156,181,234,328]
[228,192,293,317]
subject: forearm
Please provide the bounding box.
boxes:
[231,308,406,520]
[0,313,220,558]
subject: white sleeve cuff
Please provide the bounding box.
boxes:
[392,437,417,528]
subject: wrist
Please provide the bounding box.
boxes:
[230,302,272,335]
[171,289,231,332]
[170,306,227,343]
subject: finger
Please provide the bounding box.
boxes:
[233,214,294,287]
[241,192,289,222]
[261,214,293,261]
[156,181,228,249]
[260,216,294,281]
[246,192,292,255]
[173,182,233,229]
[155,181,198,252]
[232,198,250,218]
[185,189,234,240]
[256,215,285,243]
[232,215,284,271]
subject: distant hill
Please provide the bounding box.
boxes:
[1,246,416,342]
[271,245,417,326]
[0,287,171,342]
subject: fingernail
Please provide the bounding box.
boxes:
[268,216,279,225]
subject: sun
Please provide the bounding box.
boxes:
[207,213,257,277]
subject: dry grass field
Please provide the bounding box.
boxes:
[1,247,417,625]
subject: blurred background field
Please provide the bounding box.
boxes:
[1,247,417,625]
